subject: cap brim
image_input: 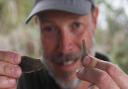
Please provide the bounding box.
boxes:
[25,0,92,24]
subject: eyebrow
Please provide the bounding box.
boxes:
[40,17,50,21]
[40,18,55,24]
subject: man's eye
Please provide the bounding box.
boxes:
[43,27,56,33]
[72,22,83,29]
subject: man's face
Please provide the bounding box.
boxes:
[38,10,98,88]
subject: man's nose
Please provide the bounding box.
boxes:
[58,30,74,54]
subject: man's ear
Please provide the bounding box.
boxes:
[92,7,99,28]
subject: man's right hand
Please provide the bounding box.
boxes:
[0,51,22,89]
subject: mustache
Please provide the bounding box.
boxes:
[49,52,82,64]
[45,40,87,65]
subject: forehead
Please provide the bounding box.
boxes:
[38,10,91,22]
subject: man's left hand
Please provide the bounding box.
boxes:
[77,56,128,89]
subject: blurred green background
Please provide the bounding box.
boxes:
[0,0,128,73]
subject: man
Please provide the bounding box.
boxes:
[0,0,128,89]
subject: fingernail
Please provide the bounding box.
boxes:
[76,68,80,73]
[76,67,84,78]
[77,67,84,75]
[79,67,84,73]
[76,66,85,73]
[14,66,22,77]
[83,56,92,66]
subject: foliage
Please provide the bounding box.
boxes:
[96,0,128,73]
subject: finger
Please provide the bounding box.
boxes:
[83,56,128,89]
[0,62,22,78]
[0,76,16,89]
[6,86,17,89]
[2,86,17,89]
[95,57,128,89]
[77,67,120,89]
[8,87,16,89]
[0,51,21,64]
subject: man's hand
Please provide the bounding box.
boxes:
[0,51,22,89]
[77,56,128,89]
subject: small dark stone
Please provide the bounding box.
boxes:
[19,56,43,73]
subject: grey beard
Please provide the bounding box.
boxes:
[40,39,95,89]
[54,77,82,89]
[41,58,82,89]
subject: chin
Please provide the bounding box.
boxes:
[52,59,82,80]
[45,65,82,89]
[42,56,83,88]
[55,77,82,89]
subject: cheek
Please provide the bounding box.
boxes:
[71,32,92,53]
[86,31,94,48]
[78,28,94,54]
[41,35,57,55]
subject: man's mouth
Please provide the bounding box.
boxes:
[46,40,87,68]
[51,52,81,66]
[55,58,78,66]
[62,59,76,65]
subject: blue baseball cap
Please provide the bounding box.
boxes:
[25,0,95,24]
